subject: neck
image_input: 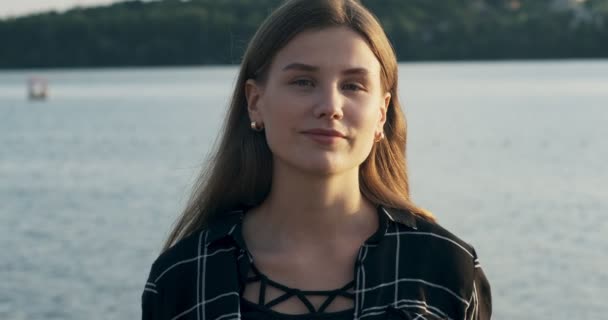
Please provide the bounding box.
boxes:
[244,163,377,251]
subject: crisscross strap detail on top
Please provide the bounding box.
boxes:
[244,263,355,313]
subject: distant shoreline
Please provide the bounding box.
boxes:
[1,0,607,69]
[2,57,608,72]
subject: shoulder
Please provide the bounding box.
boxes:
[149,223,240,286]
[146,210,245,287]
[380,208,491,316]
[383,206,482,293]
[145,230,210,288]
[383,208,475,257]
[416,214,478,262]
[404,213,492,319]
[141,211,247,319]
[141,230,210,319]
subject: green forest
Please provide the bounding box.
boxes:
[1,0,607,69]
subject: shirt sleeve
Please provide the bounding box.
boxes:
[141,262,164,320]
[465,250,492,320]
[141,282,160,320]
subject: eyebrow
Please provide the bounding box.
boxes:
[282,63,370,76]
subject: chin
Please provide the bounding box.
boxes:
[270,143,367,176]
[283,155,358,177]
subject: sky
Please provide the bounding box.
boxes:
[0,0,125,18]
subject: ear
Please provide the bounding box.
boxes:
[378,91,390,130]
[245,79,264,122]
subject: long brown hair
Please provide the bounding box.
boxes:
[163,0,435,251]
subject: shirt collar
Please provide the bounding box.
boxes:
[380,206,418,230]
[204,205,418,248]
[205,209,245,247]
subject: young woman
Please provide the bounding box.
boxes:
[142,0,492,319]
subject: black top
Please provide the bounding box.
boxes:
[142,206,492,320]
[241,265,355,320]
[241,300,353,320]
[240,264,355,319]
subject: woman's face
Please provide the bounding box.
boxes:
[246,26,390,176]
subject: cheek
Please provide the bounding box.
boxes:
[264,103,294,132]
[261,89,307,128]
[351,100,382,131]
[260,96,300,147]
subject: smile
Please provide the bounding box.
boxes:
[301,128,347,144]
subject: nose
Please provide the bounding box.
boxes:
[313,85,344,120]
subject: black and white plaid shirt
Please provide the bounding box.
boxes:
[142,206,492,319]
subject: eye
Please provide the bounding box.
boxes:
[291,79,315,87]
[342,83,364,91]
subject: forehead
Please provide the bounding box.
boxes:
[269,26,381,76]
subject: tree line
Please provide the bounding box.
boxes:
[0,0,607,69]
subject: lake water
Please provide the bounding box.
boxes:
[1,60,607,319]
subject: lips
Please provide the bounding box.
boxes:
[301,128,346,145]
[301,128,346,138]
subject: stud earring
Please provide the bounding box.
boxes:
[375,131,385,142]
[250,121,264,131]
